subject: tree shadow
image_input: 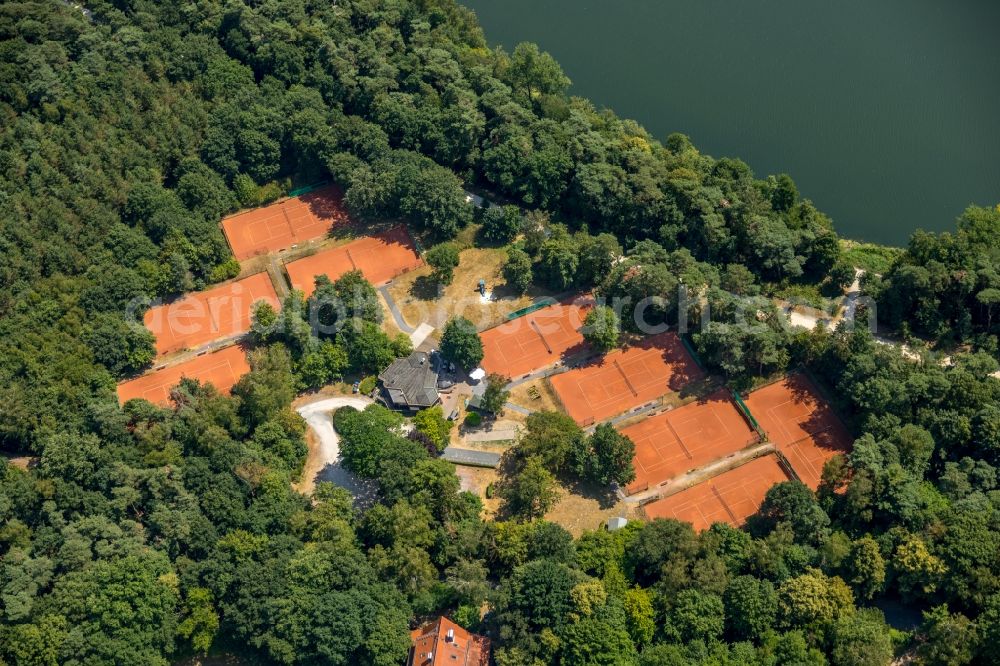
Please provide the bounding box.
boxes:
[559,475,620,510]
[410,275,441,301]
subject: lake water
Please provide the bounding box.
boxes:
[461,0,1000,245]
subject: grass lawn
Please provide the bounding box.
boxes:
[386,247,553,330]
[506,379,562,420]
[841,239,903,275]
[543,479,640,537]
[454,465,501,517]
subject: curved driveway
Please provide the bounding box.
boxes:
[295,395,374,496]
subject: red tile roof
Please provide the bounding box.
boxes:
[409,617,490,666]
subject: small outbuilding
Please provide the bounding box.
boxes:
[378,351,440,412]
[606,516,629,532]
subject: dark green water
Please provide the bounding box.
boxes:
[461,0,1000,245]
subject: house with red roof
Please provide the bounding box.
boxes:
[409,617,490,666]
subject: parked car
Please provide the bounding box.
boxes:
[351,381,360,394]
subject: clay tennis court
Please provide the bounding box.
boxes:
[620,389,759,494]
[284,226,422,297]
[743,374,852,490]
[116,345,250,407]
[642,454,790,530]
[549,332,704,425]
[480,299,593,378]
[143,272,279,358]
[221,185,348,260]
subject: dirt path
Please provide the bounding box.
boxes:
[293,395,372,495]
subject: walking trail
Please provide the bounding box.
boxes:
[294,395,375,498]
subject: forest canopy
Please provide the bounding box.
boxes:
[0,1,998,665]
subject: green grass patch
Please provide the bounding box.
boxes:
[841,240,904,275]
[768,283,828,310]
[358,376,377,394]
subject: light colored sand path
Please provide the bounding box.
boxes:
[294,395,373,495]
[409,322,435,348]
[463,420,521,443]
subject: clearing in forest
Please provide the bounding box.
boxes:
[549,332,703,426]
[620,389,759,495]
[284,226,422,297]
[642,454,790,530]
[116,345,250,407]
[480,298,593,378]
[743,374,853,490]
[143,272,279,358]
[221,185,348,260]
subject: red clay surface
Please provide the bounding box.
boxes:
[549,332,704,425]
[284,226,422,297]
[643,454,791,530]
[143,272,279,358]
[221,186,348,260]
[620,390,759,494]
[116,345,250,406]
[480,299,593,378]
[743,374,853,490]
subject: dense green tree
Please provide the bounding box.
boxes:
[176,587,220,655]
[724,575,778,643]
[481,205,523,246]
[45,552,179,665]
[916,605,978,666]
[626,519,699,586]
[413,406,452,452]
[397,159,474,238]
[777,568,854,631]
[295,340,349,390]
[750,481,831,547]
[844,536,886,601]
[440,316,484,370]
[576,233,622,288]
[518,410,585,474]
[333,405,408,478]
[426,242,461,286]
[559,615,640,666]
[480,373,512,415]
[503,247,534,294]
[505,42,572,100]
[84,314,157,377]
[572,423,636,486]
[497,456,560,520]
[830,608,893,666]
[233,346,296,429]
[338,321,406,374]
[536,237,580,291]
[309,271,383,333]
[583,305,621,353]
[663,589,725,644]
[496,558,581,636]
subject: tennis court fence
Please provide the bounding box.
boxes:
[288,181,329,197]
[506,297,557,321]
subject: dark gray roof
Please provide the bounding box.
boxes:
[378,352,440,410]
[441,447,501,468]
